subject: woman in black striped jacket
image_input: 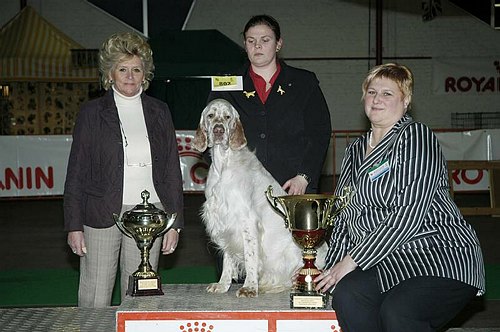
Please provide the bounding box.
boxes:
[315,63,485,332]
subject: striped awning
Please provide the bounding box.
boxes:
[0,6,98,82]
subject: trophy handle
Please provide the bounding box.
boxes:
[157,212,177,237]
[326,186,354,226]
[339,186,354,207]
[265,185,291,228]
[113,213,133,238]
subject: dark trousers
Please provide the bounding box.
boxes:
[331,268,477,332]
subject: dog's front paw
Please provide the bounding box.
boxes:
[206,282,231,293]
[236,286,258,298]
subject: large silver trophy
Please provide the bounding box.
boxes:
[113,190,176,296]
[266,185,352,309]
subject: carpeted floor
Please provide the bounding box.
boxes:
[0,266,218,307]
[0,264,498,308]
[1,192,499,328]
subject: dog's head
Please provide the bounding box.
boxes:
[192,98,247,152]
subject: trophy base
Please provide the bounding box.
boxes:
[127,275,164,297]
[290,291,329,309]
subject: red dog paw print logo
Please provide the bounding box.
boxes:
[179,321,214,332]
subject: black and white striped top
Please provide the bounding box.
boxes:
[326,114,485,295]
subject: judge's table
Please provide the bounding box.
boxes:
[116,283,340,332]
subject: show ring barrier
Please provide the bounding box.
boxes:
[332,129,500,216]
[447,160,500,216]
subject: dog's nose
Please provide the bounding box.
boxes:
[213,124,225,135]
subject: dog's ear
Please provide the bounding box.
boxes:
[192,109,208,152]
[229,113,247,151]
[192,125,208,152]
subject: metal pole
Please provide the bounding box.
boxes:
[376,0,383,65]
[143,0,148,37]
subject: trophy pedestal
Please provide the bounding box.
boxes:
[117,284,340,332]
[290,290,328,309]
[127,275,164,297]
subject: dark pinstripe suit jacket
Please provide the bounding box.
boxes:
[326,114,485,295]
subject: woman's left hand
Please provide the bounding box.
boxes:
[161,228,180,255]
[283,175,308,195]
[314,255,357,293]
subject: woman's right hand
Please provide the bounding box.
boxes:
[67,231,87,256]
[283,175,308,195]
[314,255,357,293]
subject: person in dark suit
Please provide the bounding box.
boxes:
[314,63,485,331]
[208,14,331,195]
[64,32,183,307]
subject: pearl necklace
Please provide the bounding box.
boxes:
[368,131,376,149]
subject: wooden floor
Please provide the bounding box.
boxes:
[1,189,499,329]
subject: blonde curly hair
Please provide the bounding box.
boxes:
[99,32,155,91]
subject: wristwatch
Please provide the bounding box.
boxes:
[174,228,182,234]
[297,173,311,184]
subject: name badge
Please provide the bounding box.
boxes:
[368,160,390,182]
[211,76,243,91]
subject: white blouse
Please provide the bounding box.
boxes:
[113,87,160,205]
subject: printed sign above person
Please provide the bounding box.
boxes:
[432,57,500,95]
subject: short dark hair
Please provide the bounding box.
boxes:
[243,14,281,40]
